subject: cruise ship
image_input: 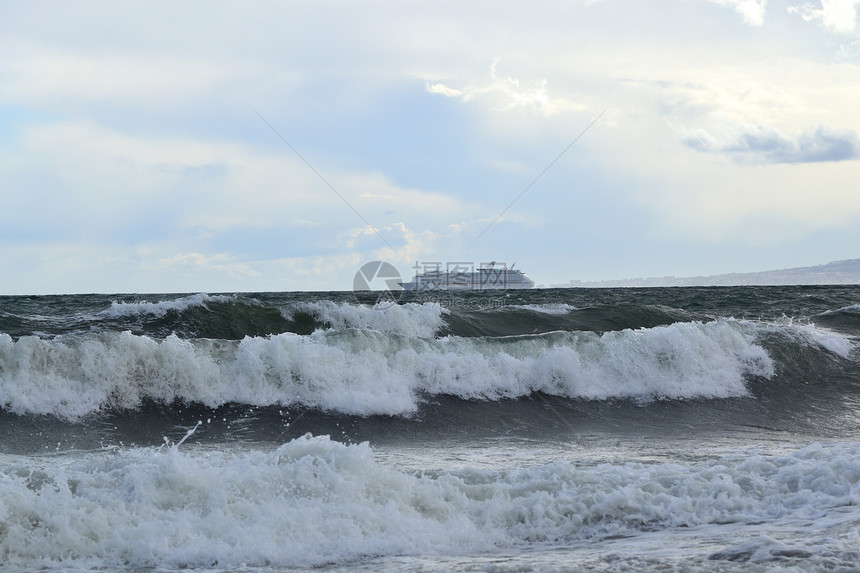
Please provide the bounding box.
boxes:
[399,263,535,290]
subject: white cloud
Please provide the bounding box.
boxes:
[425,59,586,117]
[425,83,463,98]
[1,51,236,109]
[789,0,860,33]
[148,252,262,280]
[709,0,768,26]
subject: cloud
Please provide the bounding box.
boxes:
[1,118,471,240]
[789,0,860,34]
[149,252,263,280]
[709,0,768,26]
[3,1,860,292]
[652,158,860,247]
[425,83,463,98]
[1,51,235,111]
[0,120,324,246]
[682,124,860,163]
[0,116,478,291]
[706,0,860,30]
[425,59,585,117]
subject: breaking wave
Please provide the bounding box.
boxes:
[2,435,859,570]
[2,318,843,420]
[101,293,237,319]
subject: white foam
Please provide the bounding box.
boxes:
[508,303,576,315]
[287,301,447,338]
[1,436,859,570]
[101,293,235,319]
[0,319,786,419]
[823,304,860,314]
[760,321,855,358]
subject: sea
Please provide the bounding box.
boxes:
[1,285,859,572]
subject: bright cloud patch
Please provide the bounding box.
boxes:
[789,0,860,34]
[425,59,584,117]
[709,0,768,26]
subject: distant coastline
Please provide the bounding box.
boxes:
[554,258,860,288]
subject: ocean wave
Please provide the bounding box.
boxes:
[507,303,576,315]
[822,304,860,315]
[0,319,793,419]
[759,321,855,358]
[101,293,236,319]
[1,435,858,570]
[285,301,447,338]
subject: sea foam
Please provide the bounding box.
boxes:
[101,293,236,319]
[286,300,447,338]
[0,319,791,419]
[1,436,859,570]
[508,303,576,315]
[823,303,860,314]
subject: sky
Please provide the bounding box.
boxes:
[1,0,860,294]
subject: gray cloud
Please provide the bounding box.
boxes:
[684,125,860,164]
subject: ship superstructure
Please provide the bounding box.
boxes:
[399,262,535,290]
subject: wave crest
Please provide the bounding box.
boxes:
[101,293,236,319]
[0,319,795,419]
[286,301,447,338]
